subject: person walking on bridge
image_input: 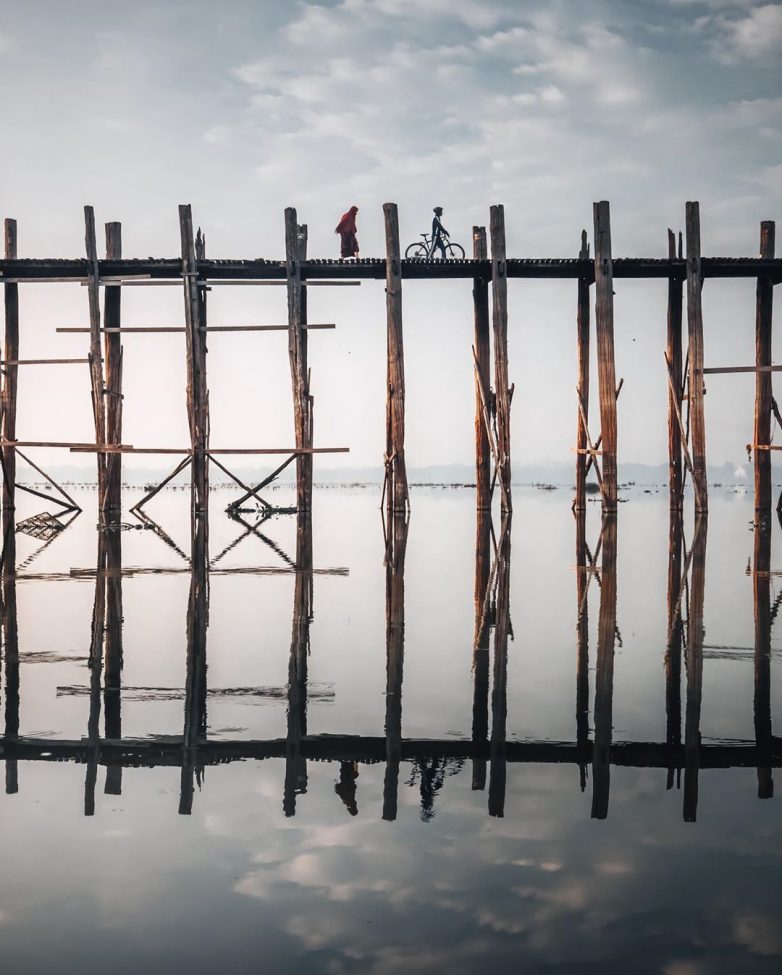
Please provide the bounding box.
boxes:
[429,206,448,259]
[335,205,360,259]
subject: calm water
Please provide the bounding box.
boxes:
[0,484,780,974]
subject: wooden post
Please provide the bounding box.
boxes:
[591,515,617,819]
[383,203,409,516]
[180,516,209,815]
[2,219,19,528]
[665,510,683,790]
[2,565,19,794]
[667,229,684,510]
[490,205,512,513]
[683,516,707,821]
[383,511,408,821]
[471,506,492,790]
[104,502,123,796]
[285,209,312,512]
[753,520,773,798]
[686,202,707,513]
[593,202,618,511]
[84,207,108,513]
[473,226,491,511]
[103,222,123,514]
[85,532,107,815]
[574,230,591,511]
[575,507,589,791]
[178,205,209,529]
[299,224,313,509]
[754,221,776,516]
[488,514,511,817]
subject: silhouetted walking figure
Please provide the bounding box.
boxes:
[335,206,359,259]
[428,206,448,259]
[335,761,359,815]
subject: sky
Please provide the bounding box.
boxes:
[0,0,780,473]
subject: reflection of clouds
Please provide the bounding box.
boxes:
[732,914,782,956]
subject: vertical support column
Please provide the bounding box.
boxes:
[2,219,19,529]
[575,507,590,791]
[472,226,491,510]
[754,221,776,517]
[667,229,684,510]
[179,205,209,534]
[383,203,409,516]
[285,208,312,512]
[104,519,123,795]
[591,516,617,819]
[84,207,108,513]
[471,506,491,790]
[593,202,618,511]
[299,224,313,509]
[683,516,707,821]
[180,527,209,816]
[665,510,683,790]
[85,532,107,816]
[490,205,512,513]
[103,222,123,514]
[2,570,19,794]
[753,520,773,798]
[575,230,591,511]
[686,202,707,514]
[383,511,408,821]
[488,514,511,817]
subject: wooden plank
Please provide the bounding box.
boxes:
[2,218,19,525]
[490,205,512,513]
[592,202,618,511]
[574,229,590,511]
[56,324,335,333]
[702,365,782,375]
[667,229,684,510]
[754,221,776,515]
[84,206,108,512]
[472,226,491,511]
[1,358,89,365]
[686,202,707,513]
[383,203,409,516]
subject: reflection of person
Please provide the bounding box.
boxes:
[335,205,359,258]
[429,206,448,259]
[335,761,359,816]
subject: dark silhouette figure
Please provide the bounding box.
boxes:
[335,761,359,815]
[429,206,448,259]
[335,206,359,258]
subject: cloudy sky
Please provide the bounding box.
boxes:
[1,0,780,472]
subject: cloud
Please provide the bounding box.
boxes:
[705,3,782,61]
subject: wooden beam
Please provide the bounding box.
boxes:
[84,206,108,513]
[472,226,491,511]
[2,358,89,365]
[702,365,782,375]
[593,202,618,511]
[383,203,409,515]
[667,229,684,510]
[2,218,19,525]
[686,202,707,513]
[754,221,776,515]
[56,324,335,334]
[574,229,591,512]
[490,205,512,513]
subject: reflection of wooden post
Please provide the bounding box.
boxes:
[383,203,409,517]
[471,506,492,790]
[104,519,123,795]
[284,509,313,816]
[593,202,617,511]
[754,221,776,517]
[684,516,707,821]
[686,203,707,514]
[285,209,312,512]
[383,512,408,821]
[490,205,512,513]
[488,514,511,817]
[665,510,683,790]
[575,230,591,512]
[591,515,617,819]
[2,219,19,526]
[85,533,107,816]
[2,552,19,794]
[180,518,209,815]
[103,222,123,514]
[753,521,773,798]
[473,226,491,511]
[575,507,589,791]
[667,230,684,510]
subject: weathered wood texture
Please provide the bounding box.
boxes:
[383,512,408,821]
[684,516,707,821]
[490,205,512,513]
[753,521,773,798]
[575,230,591,511]
[383,203,409,516]
[285,209,313,512]
[754,221,776,515]
[472,226,491,510]
[103,222,123,513]
[591,515,617,819]
[686,203,707,513]
[2,219,19,528]
[84,207,108,513]
[593,202,618,511]
[667,229,684,510]
[488,514,511,816]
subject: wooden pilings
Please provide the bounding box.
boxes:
[383,510,408,821]
[753,519,773,798]
[754,221,776,516]
[667,229,684,510]
[2,547,19,793]
[488,514,511,817]
[180,514,209,815]
[471,506,492,790]
[383,203,409,517]
[683,516,707,821]
[593,202,618,511]
[84,207,108,515]
[2,219,19,531]
[575,507,590,791]
[686,202,708,514]
[490,205,512,513]
[103,222,123,514]
[574,230,591,512]
[285,209,313,512]
[591,516,617,819]
[473,226,492,511]
[665,510,683,791]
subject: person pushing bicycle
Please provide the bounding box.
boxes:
[428,206,448,259]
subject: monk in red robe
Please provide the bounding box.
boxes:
[335,205,359,258]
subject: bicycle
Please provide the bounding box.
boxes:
[405,233,466,260]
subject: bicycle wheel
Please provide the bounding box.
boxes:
[445,242,465,259]
[405,242,428,259]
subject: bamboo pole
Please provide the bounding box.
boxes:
[593,202,618,511]
[383,203,409,516]
[667,229,684,510]
[383,510,408,821]
[84,207,108,513]
[490,205,512,513]
[686,202,707,513]
[488,513,511,816]
[103,222,123,514]
[665,510,683,790]
[284,209,312,513]
[473,226,491,511]
[2,219,19,527]
[575,230,591,511]
[754,221,776,516]
[753,519,773,798]
[471,505,492,790]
